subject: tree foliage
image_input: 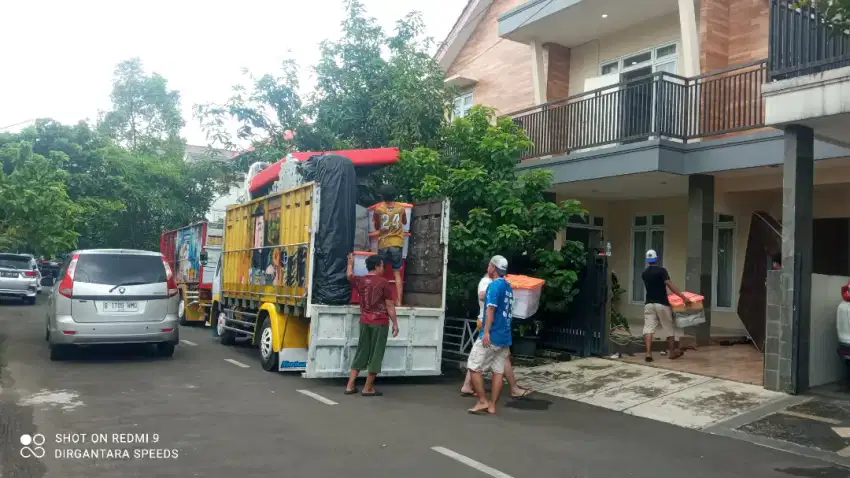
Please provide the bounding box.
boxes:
[194,0,451,170]
[0,59,234,256]
[393,106,586,317]
[0,142,79,255]
[98,58,186,157]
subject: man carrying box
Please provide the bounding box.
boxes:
[642,249,690,362]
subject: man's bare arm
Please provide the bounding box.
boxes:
[484,306,495,334]
[385,299,399,327]
[665,280,688,301]
[346,254,355,281]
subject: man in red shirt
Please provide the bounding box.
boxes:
[345,253,399,396]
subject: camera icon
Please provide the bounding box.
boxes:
[19,434,46,459]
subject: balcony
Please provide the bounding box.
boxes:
[763,0,850,147]
[508,61,768,160]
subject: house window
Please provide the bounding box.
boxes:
[714,214,736,309]
[599,43,678,77]
[452,92,474,120]
[564,215,604,252]
[632,214,665,303]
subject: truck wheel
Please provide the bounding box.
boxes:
[218,312,236,346]
[178,296,189,326]
[259,317,278,372]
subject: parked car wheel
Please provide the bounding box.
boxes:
[24,296,36,305]
[259,317,278,372]
[49,344,72,361]
[156,342,175,358]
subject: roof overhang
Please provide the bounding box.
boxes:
[436,0,494,70]
[444,75,479,89]
[498,0,678,47]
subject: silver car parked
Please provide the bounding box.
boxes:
[46,249,180,361]
[0,253,41,304]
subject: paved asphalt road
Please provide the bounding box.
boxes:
[1,297,848,478]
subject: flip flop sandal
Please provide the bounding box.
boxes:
[460,392,476,397]
[467,408,491,416]
[512,389,533,400]
[361,390,383,397]
[344,388,359,395]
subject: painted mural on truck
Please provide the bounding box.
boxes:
[176,224,203,284]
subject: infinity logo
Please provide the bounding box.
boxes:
[19,434,46,458]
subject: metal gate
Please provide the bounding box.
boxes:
[542,252,608,356]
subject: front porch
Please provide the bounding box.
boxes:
[548,159,850,389]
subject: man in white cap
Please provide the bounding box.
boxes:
[466,255,514,415]
[642,249,689,362]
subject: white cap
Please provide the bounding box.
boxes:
[646,249,658,263]
[490,255,508,275]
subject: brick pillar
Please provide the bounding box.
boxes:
[545,43,570,155]
[780,125,814,394]
[699,0,730,72]
[686,175,714,346]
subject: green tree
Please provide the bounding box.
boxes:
[194,0,451,169]
[98,58,186,157]
[393,106,586,317]
[0,142,79,255]
[795,0,850,28]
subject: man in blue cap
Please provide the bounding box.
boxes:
[642,249,689,362]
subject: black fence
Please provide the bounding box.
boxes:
[509,61,767,160]
[541,253,608,357]
[769,0,850,81]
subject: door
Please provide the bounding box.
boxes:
[620,66,653,142]
[303,199,450,378]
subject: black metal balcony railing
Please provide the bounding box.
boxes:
[509,60,767,160]
[769,0,850,81]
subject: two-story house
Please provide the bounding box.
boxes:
[438,0,850,391]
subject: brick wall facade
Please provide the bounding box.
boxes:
[545,43,571,102]
[446,0,534,115]
[699,0,770,72]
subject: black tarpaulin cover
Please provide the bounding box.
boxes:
[300,154,357,305]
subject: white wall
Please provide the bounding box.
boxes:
[568,13,683,96]
[809,273,850,388]
[206,184,243,224]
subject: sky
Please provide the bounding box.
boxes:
[0,0,466,146]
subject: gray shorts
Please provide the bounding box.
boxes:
[378,246,403,270]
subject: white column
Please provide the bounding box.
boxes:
[677,0,700,76]
[530,40,547,104]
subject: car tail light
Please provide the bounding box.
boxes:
[843,282,850,302]
[62,330,76,335]
[58,254,79,298]
[162,256,178,297]
[161,328,174,333]
[22,270,38,278]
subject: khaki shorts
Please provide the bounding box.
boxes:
[643,303,682,340]
[466,339,510,374]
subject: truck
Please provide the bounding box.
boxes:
[210,151,449,378]
[160,221,223,326]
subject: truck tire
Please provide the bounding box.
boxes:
[259,317,278,372]
[218,312,236,346]
[178,295,189,326]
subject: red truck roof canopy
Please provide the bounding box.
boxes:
[248,147,400,193]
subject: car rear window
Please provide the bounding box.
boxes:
[0,255,32,270]
[75,254,166,285]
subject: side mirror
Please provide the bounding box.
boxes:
[200,249,209,265]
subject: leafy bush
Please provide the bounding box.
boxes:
[391,106,586,318]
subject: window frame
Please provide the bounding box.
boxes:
[712,214,736,311]
[598,41,680,77]
[630,214,666,304]
[451,91,474,121]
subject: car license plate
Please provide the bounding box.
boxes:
[102,301,139,312]
[0,271,17,278]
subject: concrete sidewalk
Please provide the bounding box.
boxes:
[514,357,786,429]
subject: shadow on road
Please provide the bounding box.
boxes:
[51,344,172,364]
